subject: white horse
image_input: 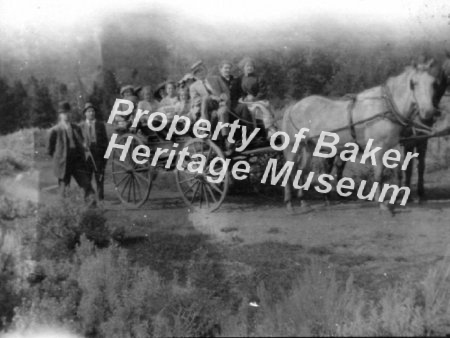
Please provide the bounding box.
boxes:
[282,60,439,213]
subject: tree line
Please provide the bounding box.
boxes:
[0,41,436,136]
[0,69,120,135]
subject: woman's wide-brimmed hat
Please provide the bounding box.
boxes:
[153,80,177,100]
[178,73,196,86]
[120,85,136,96]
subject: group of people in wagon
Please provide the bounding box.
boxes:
[46,57,280,207]
[116,57,279,154]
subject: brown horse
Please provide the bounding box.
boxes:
[282,60,439,213]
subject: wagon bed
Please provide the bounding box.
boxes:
[110,128,283,212]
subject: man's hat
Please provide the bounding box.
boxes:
[134,85,143,95]
[120,85,136,96]
[82,102,96,114]
[190,60,205,74]
[57,101,71,114]
[153,81,166,101]
[179,73,196,84]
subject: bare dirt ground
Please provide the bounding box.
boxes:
[18,99,450,298]
[25,148,450,298]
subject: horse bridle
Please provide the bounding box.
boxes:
[382,75,434,134]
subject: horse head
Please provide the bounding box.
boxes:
[408,58,440,122]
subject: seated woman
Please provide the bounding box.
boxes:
[159,81,179,107]
[237,57,278,139]
[158,81,180,123]
[136,85,159,136]
[174,87,192,120]
[115,85,140,131]
[138,85,159,113]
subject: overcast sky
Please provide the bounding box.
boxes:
[0,0,449,83]
[1,0,449,35]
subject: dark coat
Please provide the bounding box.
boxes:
[47,123,86,179]
[79,120,109,170]
[239,74,268,100]
[206,75,241,109]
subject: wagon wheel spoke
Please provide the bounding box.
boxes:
[126,151,137,169]
[182,179,199,196]
[199,183,203,208]
[204,183,218,204]
[178,175,197,185]
[120,176,132,198]
[129,175,135,203]
[204,162,224,174]
[112,170,129,175]
[134,171,151,186]
[112,133,152,207]
[114,160,132,170]
[190,181,201,204]
[134,166,151,172]
[114,173,129,187]
[202,184,210,208]
[176,138,228,212]
[134,177,142,202]
[205,147,213,161]
[209,182,224,195]
[131,175,137,204]
[127,175,133,202]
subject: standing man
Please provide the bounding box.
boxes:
[47,102,95,205]
[79,102,109,202]
[206,60,254,150]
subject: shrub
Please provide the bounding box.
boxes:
[35,192,110,259]
[0,196,36,220]
[0,252,21,330]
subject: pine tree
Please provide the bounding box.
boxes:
[0,77,14,135]
[88,82,105,120]
[29,77,56,128]
[103,69,119,110]
[9,81,29,130]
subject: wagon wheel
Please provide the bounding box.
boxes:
[247,151,284,197]
[175,138,229,212]
[111,133,153,208]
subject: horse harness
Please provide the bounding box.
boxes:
[287,83,434,146]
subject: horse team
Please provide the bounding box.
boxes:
[281,56,450,213]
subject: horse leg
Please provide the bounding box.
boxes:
[297,145,314,210]
[323,157,336,206]
[403,143,414,192]
[416,140,428,202]
[283,146,297,214]
[373,150,394,215]
[335,156,346,181]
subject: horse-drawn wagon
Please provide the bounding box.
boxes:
[110,118,283,212]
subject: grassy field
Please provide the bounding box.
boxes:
[2,116,450,336]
